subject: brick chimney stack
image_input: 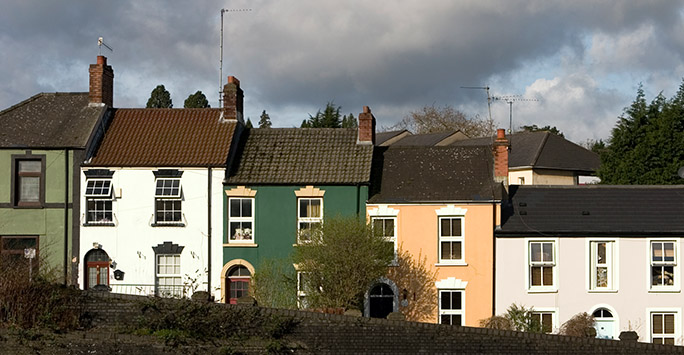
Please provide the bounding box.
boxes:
[222,76,244,123]
[493,128,510,186]
[357,106,376,145]
[89,55,114,107]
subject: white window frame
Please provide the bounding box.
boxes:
[438,216,465,264]
[647,308,681,345]
[649,239,679,292]
[297,197,323,244]
[588,240,617,291]
[438,289,464,325]
[84,179,114,225]
[154,178,183,225]
[371,216,397,260]
[526,238,558,293]
[228,197,255,243]
[530,308,558,334]
[156,254,182,297]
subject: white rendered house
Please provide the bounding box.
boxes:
[496,185,684,345]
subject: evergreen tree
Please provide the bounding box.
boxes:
[598,82,684,184]
[301,102,343,128]
[258,110,272,128]
[245,118,254,129]
[341,113,357,128]
[520,124,564,137]
[146,85,173,108]
[183,91,210,108]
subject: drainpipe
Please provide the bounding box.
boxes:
[492,203,496,317]
[207,167,212,295]
[63,149,69,285]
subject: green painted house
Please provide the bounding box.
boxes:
[221,107,376,303]
[0,56,112,284]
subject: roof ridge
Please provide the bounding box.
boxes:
[1,92,90,116]
[530,131,550,166]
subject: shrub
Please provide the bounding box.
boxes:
[559,312,595,337]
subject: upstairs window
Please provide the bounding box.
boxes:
[439,217,464,263]
[154,178,183,225]
[228,198,254,242]
[13,156,44,207]
[85,179,114,225]
[298,198,322,243]
[651,241,676,288]
[372,217,397,260]
[529,241,555,290]
[590,241,614,290]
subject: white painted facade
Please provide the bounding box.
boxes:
[496,236,683,344]
[78,167,225,301]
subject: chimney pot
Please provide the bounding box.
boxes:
[97,55,106,65]
[363,106,371,114]
[222,75,244,123]
[89,56,114,107]
[497,128,505,139]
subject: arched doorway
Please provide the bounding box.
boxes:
[369,283,395,318]
[226,265,251,304]
[593,307,616,339]
[84,248,110,289]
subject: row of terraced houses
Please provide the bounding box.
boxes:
[2,56,683,345]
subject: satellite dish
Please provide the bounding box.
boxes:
[678,166,684,179]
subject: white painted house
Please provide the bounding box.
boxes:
[496,185,684,345]
[78,75,245,301]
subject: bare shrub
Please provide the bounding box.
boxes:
[480,315,513,330]
[386,247,437,322]
[559,312,595,337]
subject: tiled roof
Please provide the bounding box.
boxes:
[226,128,374,184]
[87,108,238,167]
[0,92,105,148]
[376,130,408,146]
[499,185,684,236]
[368,146,502,203]
[453,131,600,172]
[390,131,458,146]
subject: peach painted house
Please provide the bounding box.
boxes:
[366,134,508,325]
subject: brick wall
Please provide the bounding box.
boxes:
[82,292,684,354]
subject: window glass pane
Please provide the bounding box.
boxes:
[664,338,675,345]
[541,314,552,333]
[20,177,40,201]
[663,266,674,285]
[597,242,606,264]
[451,218,462,237]
[653,243,663,262]
[664,314,675,334]
[299,199,308,217]
[230,199,241,217]
[452,292,462,310]
[441,291,451,310]
[596,267,608,287]
[530,243,541,262]
[454,315,462,326]
[652,267,663,286]
[373,219,383,233]
[441,219,451,237]
[18,160,41,173]
[384,219,394,237]
[542,243,553,262]
[241,199,252,217]
[653,314,663,334]
[542,267,553,286]
[531,267,541,286]
[441,315,451,325]
[664,243,675,262]
[309,199,321,217]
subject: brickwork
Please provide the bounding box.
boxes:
[79,292,684,354]
[88,55,114,107]
[358,105,376,144]
[493,128,510,184]
[222,75,243,121]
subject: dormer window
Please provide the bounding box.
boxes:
[154,178,183,225]
[84,179,114,225]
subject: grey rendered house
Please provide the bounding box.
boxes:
[0,56,112,284]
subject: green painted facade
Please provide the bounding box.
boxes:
[222,185,368,269]
[0,149,76,282]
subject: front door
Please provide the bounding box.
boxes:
[369,283,394,318]
[87,261,109,289]
[593,308,615,339]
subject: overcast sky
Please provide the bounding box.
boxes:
[1,1,683,143]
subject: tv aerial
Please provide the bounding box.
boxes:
[461,86,493,123]
[219,8,252,106]
[491,95,540,134]
[98,37,113,55]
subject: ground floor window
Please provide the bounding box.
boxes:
[531,311,554,333]
[156,254,181,297]
[227,265,251,304]
[0,236,38,266]
[439,290,464,325]
[652,312,676,345]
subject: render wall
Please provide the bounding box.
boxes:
[78,167,225,300]
[496,236,684,343]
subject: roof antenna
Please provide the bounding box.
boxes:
[461,86,493,135]
[98,37,113,55]
[491,95,540,134]
[219,8,252,106]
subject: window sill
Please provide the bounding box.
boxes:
[151,223,186,227]
[83,222,115,227]
[648,288,681,293]
[527,288,558,294]
[435,262,467,267]
[223,243,258,248]
[587,289,618,293]
[12,204,44,209]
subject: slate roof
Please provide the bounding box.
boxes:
[86,108,238,167]
[389,131,460,146]
[376,130,408,146]
[453,131,600,172]
[499,185,684,237]
[368,146,502,203]
[0,92,106,148]
[226,128,374,184]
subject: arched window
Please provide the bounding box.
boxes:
[227,265,251,304]
[369,283,394,319]
[84,249,110,289]
[592,307,616,339]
